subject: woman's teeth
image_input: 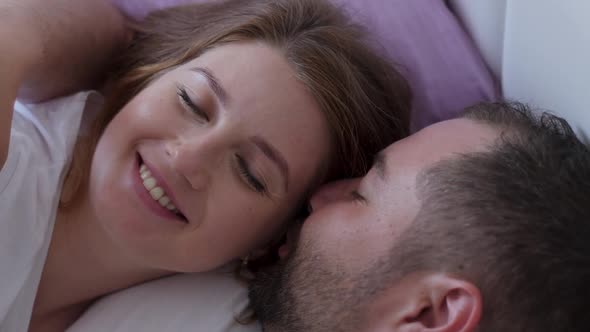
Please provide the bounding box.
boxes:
[139,164,179,213]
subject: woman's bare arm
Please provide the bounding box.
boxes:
[0,0,128,168]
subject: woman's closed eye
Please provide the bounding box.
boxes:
[235,154,268,195]
[176,84,210,122]
[351,190,367,204]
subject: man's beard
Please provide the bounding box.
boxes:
[248,238,375,332]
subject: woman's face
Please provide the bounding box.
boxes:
[89,42,332,272]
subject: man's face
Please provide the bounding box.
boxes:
[250,118,500,332]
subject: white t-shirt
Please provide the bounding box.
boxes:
[0,91,98,332]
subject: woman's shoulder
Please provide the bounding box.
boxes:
[1,90,101,192]
[0,90,103,226]
[13,91,103,151]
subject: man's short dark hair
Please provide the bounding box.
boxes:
[380,102,590,331]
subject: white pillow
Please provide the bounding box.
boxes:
[67,271,260,332]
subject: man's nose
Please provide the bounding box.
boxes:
[309,178,361,212]
[166,134,224,191]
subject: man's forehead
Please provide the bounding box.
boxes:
[356,119,500,258]
[364,118,500,201]
[381,118,500,164]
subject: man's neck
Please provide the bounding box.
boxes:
[32,194,170,326]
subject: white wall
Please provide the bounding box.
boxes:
[502,1,590,139]
[449,0,590,139]
[448,0,507,80]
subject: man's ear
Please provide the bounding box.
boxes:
[367,272,482,332]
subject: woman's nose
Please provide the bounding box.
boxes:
[309,178,362,212]
[165,134,224,191]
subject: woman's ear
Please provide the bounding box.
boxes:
[367,272,482,332]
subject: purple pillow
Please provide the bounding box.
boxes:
[111,0,499,132]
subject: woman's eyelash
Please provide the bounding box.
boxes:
[236,154,267,195]
[351,190,367,203]
[176,85,209,121]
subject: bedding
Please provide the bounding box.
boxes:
[68,271,259,332]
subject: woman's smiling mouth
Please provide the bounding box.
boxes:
[139,163,179,213]
[134,153,188,223]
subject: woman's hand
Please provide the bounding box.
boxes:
[0,0,128,168]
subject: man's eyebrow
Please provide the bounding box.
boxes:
[190,67,229,105]
[251,136,290,192]
[373,151,388,181]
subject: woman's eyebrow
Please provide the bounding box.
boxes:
[251,136,290,192]
[190,66,229,105]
